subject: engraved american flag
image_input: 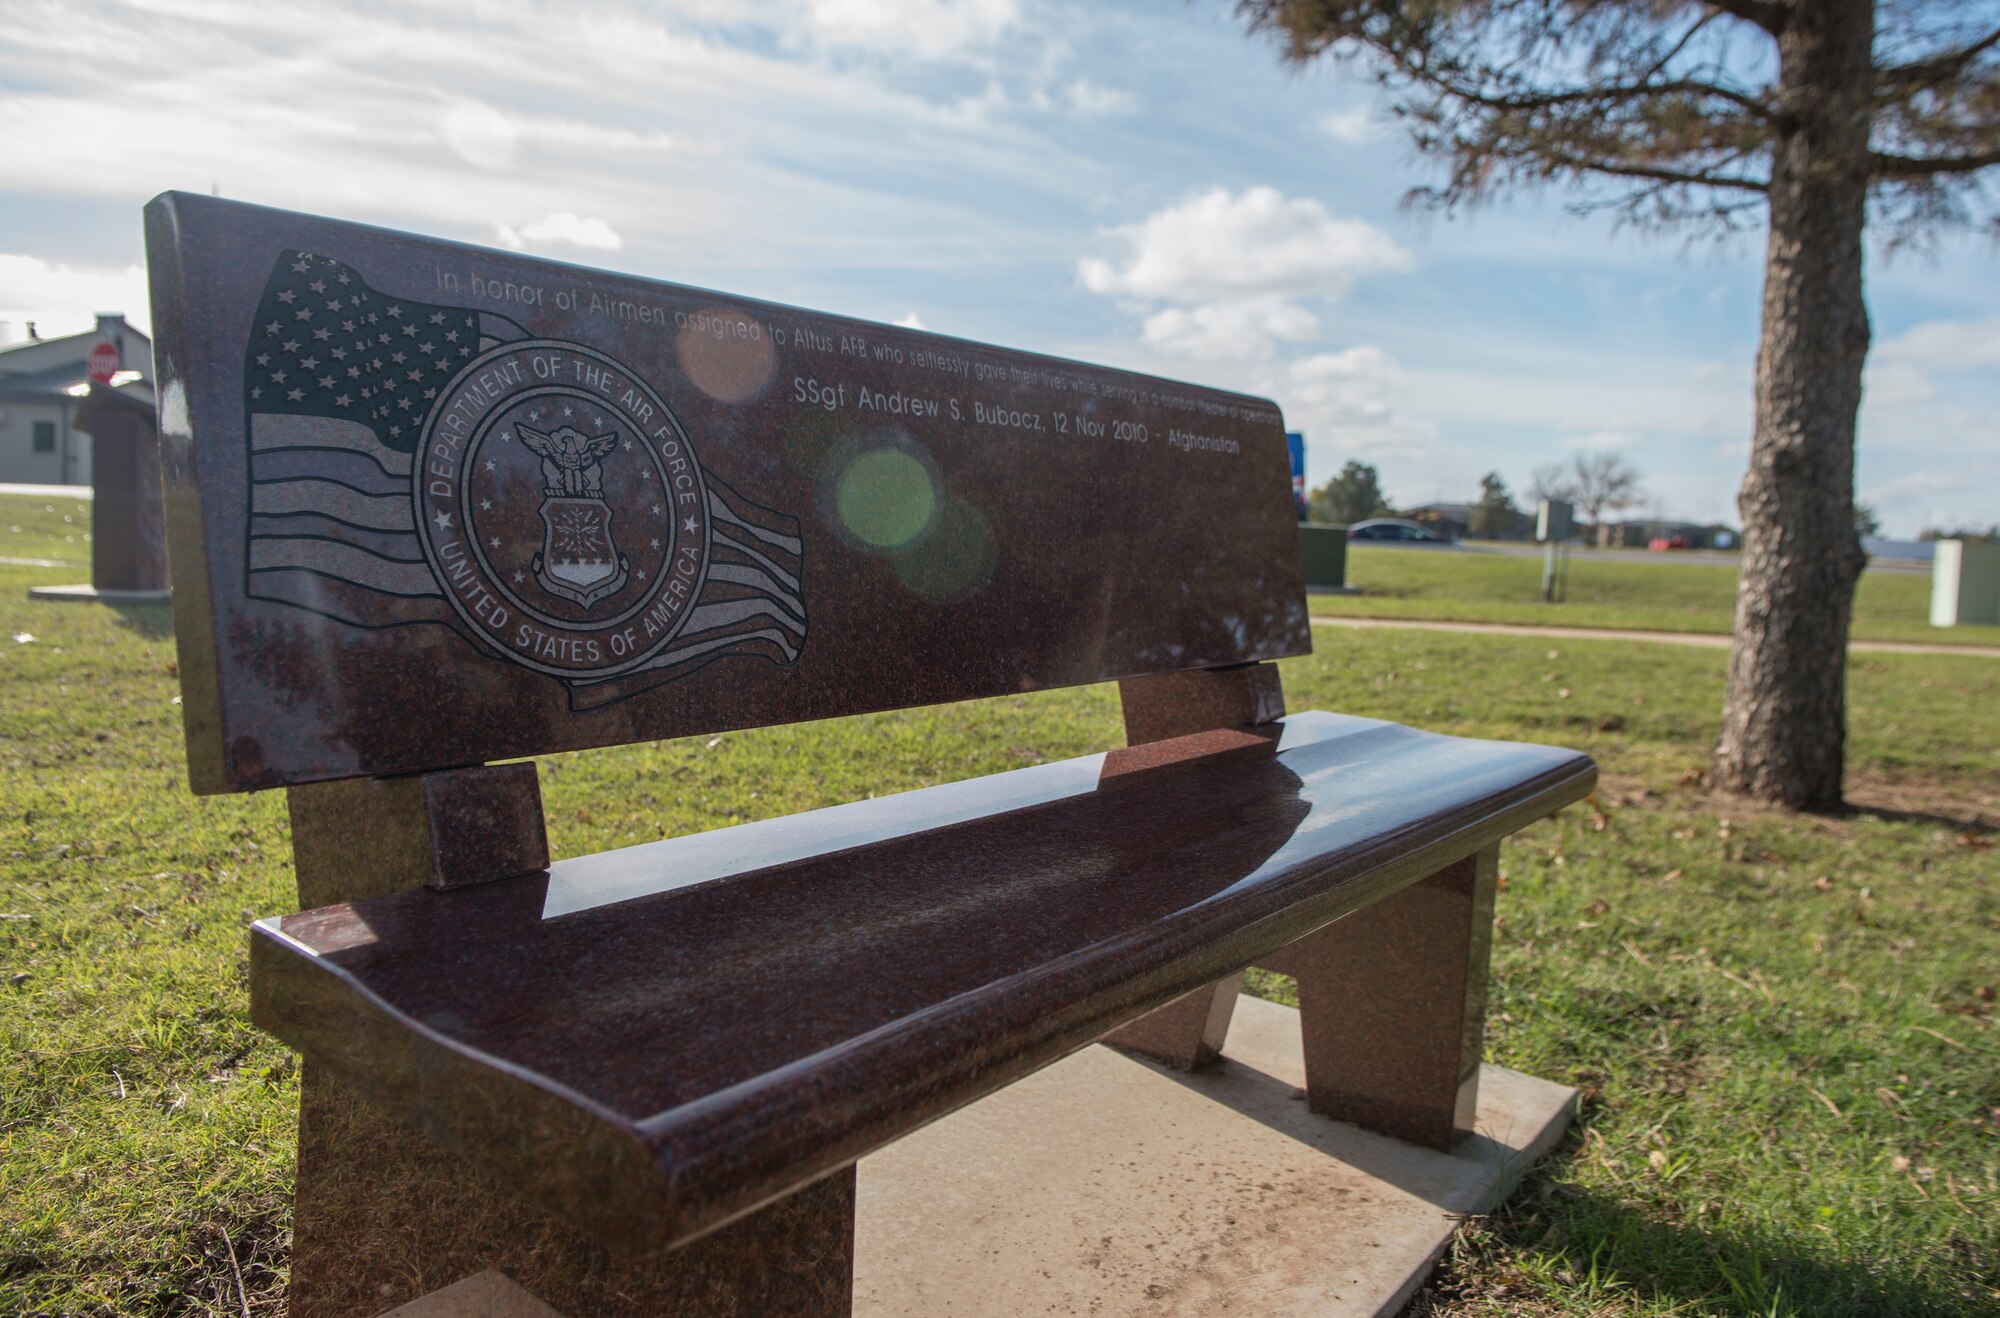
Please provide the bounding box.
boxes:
[243,252,481,625]
[242,251,806,702]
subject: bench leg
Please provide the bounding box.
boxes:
[1102,971,1242,1070]
[289,1066,856,1317]
[1260,845,1499,1151]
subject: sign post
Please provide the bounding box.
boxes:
[1536,499,1574,604]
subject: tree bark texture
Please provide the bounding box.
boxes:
[1714,0,1875,811]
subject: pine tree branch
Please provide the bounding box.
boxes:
[1640,12,1719,83]
[1540,151,1770,193]
[1876,26,2000,96]
[1698,0,1792,39]
[1445,76,1778,122]
[1871,147,2000,178]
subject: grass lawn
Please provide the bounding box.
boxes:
[1317,544,2000,649]
[1,518,1995,1312]
[0,494,92,568]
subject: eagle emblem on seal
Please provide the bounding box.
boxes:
[521,424,628,607]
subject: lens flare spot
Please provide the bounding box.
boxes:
[836,448,935,548]
[676,306,777,404]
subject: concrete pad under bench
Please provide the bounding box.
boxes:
[855,996,1575,1318]
[387,997,1572,1318]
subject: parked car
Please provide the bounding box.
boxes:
[1347,518,1448,543]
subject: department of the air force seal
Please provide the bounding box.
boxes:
[414,340,713,680]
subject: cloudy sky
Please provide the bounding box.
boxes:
[2,0,1995,534]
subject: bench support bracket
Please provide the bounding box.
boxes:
[1116,662,1285,745]
[287,763,549,906]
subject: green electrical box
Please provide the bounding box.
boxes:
[1298,524,1348,589]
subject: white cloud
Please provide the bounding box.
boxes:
[1410,362,1748,437]
[0,254,151,339]
[1863,358,1936,406]
[441,100,520,171]
[1877,316,2000,372]
[496,213,624,252]
[1079,185,1409,303]
[798,0,1020,59]
[1141,296,1318,359]
[1271,345,1434,458]
[1316,107,1373,144]
[1290,345,1399,386]
[1561,429,1643,452]
[1065,79,1134,116]
[895,310,928,329]
[1690,360,1749,384]
[1079,186,1410,362]
[1863,315,2000,410]
[1861,468,2000,537]
[936,80,1013,129]
[0,0,1074,288]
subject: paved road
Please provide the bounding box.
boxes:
[1363,540,1932,576]
[1310,614,2000,659]
[1480,542,1933,575]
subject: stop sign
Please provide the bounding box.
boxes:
[86,340,120,386]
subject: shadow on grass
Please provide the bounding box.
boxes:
[107,600,174,640]
[1419,1158,1995,1317]
[1840,801,1997,835]
[1702,784,1997,835]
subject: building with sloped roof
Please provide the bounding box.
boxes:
[0,315,153,485]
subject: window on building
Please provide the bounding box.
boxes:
[32,421,56,454]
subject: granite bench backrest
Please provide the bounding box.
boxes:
[147,192,1310,799]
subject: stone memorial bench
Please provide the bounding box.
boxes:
[148,191,1595,1317]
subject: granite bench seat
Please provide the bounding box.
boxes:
[251,711,1593,1258]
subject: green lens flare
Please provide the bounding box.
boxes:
[836,449,936,548]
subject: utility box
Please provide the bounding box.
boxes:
[1536,499,1574,543]
[1298,524,1348,589]
[1931,539,2000,627]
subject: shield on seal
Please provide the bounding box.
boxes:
[534,495,629,608]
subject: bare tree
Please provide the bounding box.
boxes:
[1527,462,1575,506]
[1237,0,1999,810]
[1566,452,1644,535]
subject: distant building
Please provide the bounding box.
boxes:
[0,315,154,485]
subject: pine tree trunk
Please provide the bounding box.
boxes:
[1713,0,1875,811]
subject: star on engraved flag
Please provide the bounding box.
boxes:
[241,250,527,633]
[245,252,481,453]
